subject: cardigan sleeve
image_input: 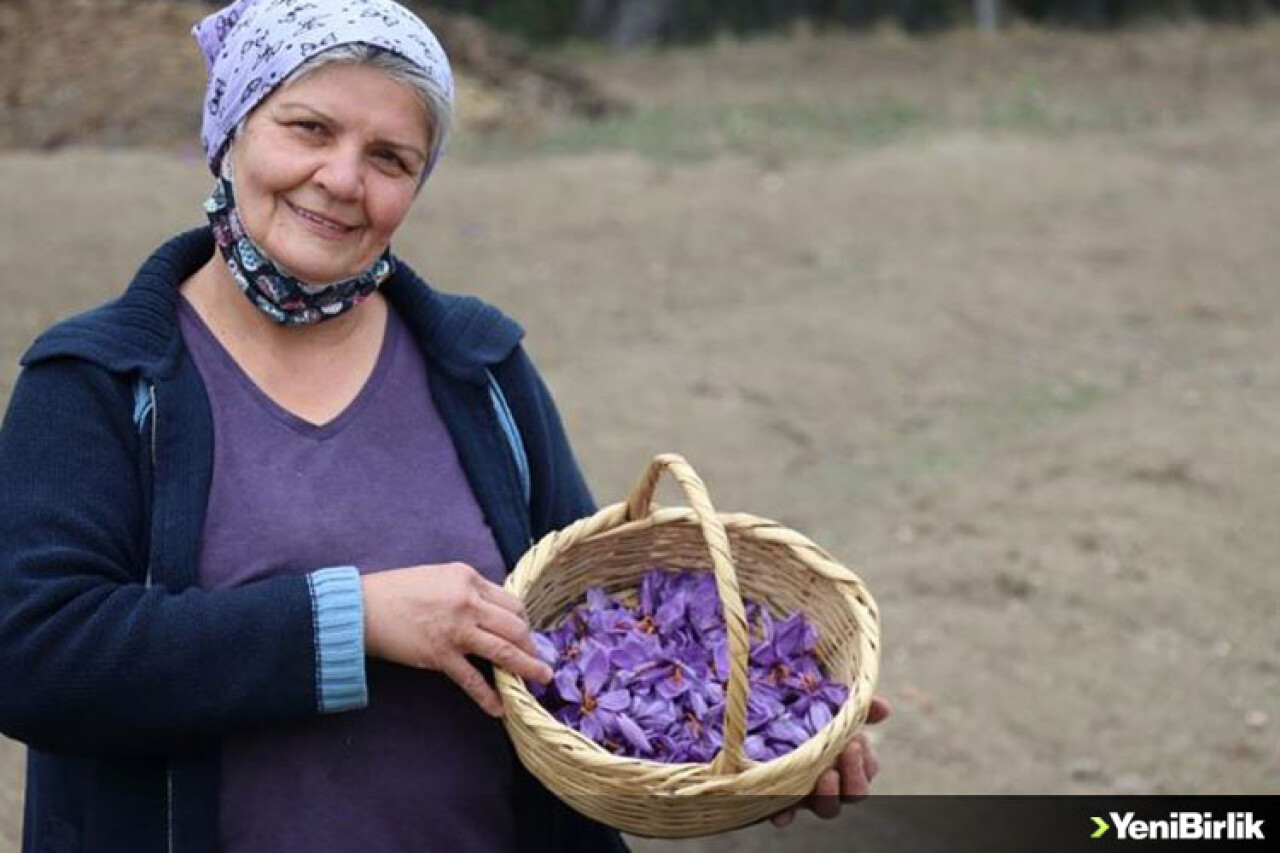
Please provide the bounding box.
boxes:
[0,359,350,756]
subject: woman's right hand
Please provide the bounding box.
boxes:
[360,562,553,717]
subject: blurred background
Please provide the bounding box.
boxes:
[2,0,1278,849]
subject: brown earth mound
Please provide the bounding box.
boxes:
[0,0,624,151]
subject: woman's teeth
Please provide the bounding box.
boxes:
[292,203,349,232]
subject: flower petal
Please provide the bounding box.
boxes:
[586,586,609,612]
[688,688,708,718]
[532,632,558,666]
[655,592,688,632]
[807,700,833,732]
[744,733,769,761]
[657,673,690,700]
[580,712,604,742]
[555,667,582,702]
[773,613,808,657]
[766,717,810,747]
[615,713,652,755]
[597,689,631,713]
[581,644,610,696]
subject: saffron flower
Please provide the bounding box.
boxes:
[530,568,849,764]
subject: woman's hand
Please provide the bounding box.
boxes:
[771,695,891,828]
[361,562,553,717]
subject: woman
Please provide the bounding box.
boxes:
[0,2,884,851]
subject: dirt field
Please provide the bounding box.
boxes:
[3,24,1280,851]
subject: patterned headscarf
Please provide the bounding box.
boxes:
[193,0,454,175]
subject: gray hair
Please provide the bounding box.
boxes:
[234,43,453,185]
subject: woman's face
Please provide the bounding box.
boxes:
[230,62,431,285]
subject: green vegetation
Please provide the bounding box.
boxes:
[460,82,1191,163]
[466,97,933,162]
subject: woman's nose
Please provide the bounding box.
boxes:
[313,146,364,201]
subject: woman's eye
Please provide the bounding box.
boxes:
[293,121,325,136]
[375,151,407,172]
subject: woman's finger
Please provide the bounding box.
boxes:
[770,807,797,828]
[866,695,891,725]
[838,736,872,801]
[441,655,504,717]
[836,738,863,789]
[475,597,540,660]
[468,626,553,684]
[811,769,841,819]
[475,578,528,618]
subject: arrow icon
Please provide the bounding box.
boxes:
[1091,816,1110,838]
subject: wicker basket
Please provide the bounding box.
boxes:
[495,453,880,838]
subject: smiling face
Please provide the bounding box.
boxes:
[228,61,431,286]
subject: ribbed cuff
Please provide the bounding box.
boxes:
[307,566,368,714]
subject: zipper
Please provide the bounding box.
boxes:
[141,382,158,589]
[485,370,532,546]
[165,768,175,853]
[154,384,175,853]
[139,379,175,852]
[149,383,157,470]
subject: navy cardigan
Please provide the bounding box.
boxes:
[0,229,627,853]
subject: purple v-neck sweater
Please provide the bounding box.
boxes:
[178,299,517,853]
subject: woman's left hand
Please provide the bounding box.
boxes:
[770,695,891,828]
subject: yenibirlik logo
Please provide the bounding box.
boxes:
[1091,811,1265,841]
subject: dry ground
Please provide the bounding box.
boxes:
[3,25,1280,852]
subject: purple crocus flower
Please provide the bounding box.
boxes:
[647,732,680,762]
[753,610,814,673]
[608,633,660,675]
[554,641,630,740]
[529,567,848,765]
[629,693,677,731]
[544,621,581,665]
[784,656,849,715]
[655,660,695,701]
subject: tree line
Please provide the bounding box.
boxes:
[422,0,1280,41]
[167,1,1280,41]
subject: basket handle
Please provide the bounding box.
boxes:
[625,453,750,775]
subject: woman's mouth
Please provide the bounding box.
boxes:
[287,201,356,238]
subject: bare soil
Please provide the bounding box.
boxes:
[2,21,1279,852]
[0,0,621,150]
